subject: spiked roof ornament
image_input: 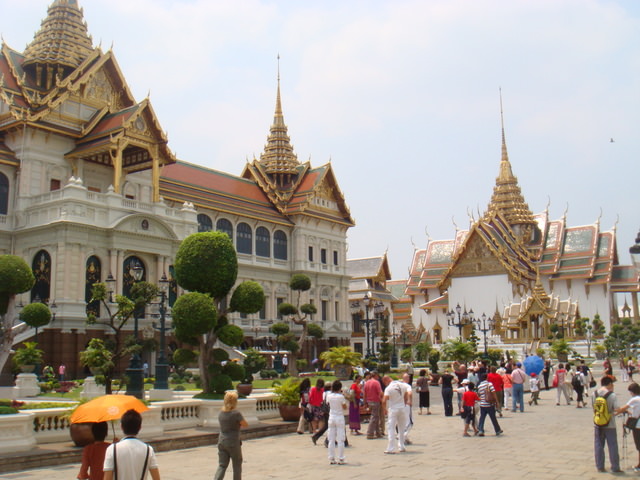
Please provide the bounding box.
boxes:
[23,0,94,74]
[485,91,536,227]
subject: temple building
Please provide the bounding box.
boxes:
[0,0,354,379]
[404,112,640,345]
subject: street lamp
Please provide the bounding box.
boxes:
[125,260,145,399]
[446,303,473,339]
[391,321,398,368]
[474,313,494,355]
[152,273,171,390]
[362,292,373,358]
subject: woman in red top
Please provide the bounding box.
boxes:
[77,422,109,480]
[348,375,362,434]
[308,378,326,434]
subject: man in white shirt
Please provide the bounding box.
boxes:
[103,409,160,480]
[382,376,410,454]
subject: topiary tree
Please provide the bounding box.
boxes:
[85,280,159,394]
[0,255,36,373]
[172,232,265,394]
[277,274,318,375]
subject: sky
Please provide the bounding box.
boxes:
[2,0,639,279]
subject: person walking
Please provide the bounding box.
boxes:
[528,373,540,406]
[382,376,409,454]
[615,382,640,472]
[364,371,383,439]
[499,367,512,410]
[296,378,312,435]
[77,422,109,480]
[571,367,586,408]
[103,410,160,480]
[510,362,526,412]
[553,363,571,405]
[460,379,479,437]
[487,366,504,417]
[439,368,456,416]
[348,375,362,435]
[326,380,348,465]
[476,374,503,437]
[593,376,621,473]
[213,391,248,480]
[415,369,432,415]
[541,359,553,390]
[308,378,326,436]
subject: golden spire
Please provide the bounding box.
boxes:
[23,0,94,89]
[259,54,299,187]
[486,90,536,229]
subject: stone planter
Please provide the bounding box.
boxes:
[278,404,301,422]
[236,383,253,396]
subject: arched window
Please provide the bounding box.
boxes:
[256,227,271,257]
[216,218,233,239]
[197,213,213,232]
[85,256,101,316]
[236,222,252,254]
[123,256,146,300]
[31,250,51,303]
[274,230,288,260]
[0,172,8,215]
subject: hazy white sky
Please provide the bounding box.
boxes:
[2,0,639,278]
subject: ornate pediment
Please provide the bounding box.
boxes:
[449,232,506,277]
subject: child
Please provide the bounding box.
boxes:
[529,372,540,406]
[77,421,109,480]
[460,380,479,437]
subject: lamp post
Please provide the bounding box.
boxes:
[446,303,473,339]
[474,313,494,355]
[125,261,145,399]
[391,321,398,368]
[362,292,373,358]
[153,273,171,390]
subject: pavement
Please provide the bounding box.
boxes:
[2,382,639,480]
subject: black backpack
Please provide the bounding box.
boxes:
[571,374,582,389]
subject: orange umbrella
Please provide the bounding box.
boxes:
[70,394,149,424]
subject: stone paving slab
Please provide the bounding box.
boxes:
[4,384,639,480]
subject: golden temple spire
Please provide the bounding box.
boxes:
[486,90,536,235]
[259,55,300,188]
[23,0,94,89]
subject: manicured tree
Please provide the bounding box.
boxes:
[85,280,158,393]
[277,274,317,374]
[0,255,36,373]
[172,231,265,394]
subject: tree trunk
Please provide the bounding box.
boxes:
[199,336,210,393]
[0,296,16,374]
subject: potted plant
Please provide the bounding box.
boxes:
[272,377,301,421]
[237,348,266,396]
[319,346,362,380]
[79,338,114,378]
[594,343,606,360]
[12,341,44,373]
[550,338,572,363]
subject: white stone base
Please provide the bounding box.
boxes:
[13,373,40,397]
[81,376,106,398]
[147,388,174,401]
[0,412,37,453]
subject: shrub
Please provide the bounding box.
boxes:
[260,369,278,379]
[0,406,18,415]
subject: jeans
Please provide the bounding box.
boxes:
[478,406,501,434]
[594,426,620,471]
[442,387,454,416]
[512,383,524,412]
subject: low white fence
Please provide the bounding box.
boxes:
[0,392,281,454]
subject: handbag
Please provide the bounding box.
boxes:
[625,416,638,430]
[552,374,558,388]
[589,379,597,388]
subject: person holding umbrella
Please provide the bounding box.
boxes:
[103,409,160,480]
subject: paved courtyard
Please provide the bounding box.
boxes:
[3,385,637,480]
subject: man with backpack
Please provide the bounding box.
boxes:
[593,376,622,473]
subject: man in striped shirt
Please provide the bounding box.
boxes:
[477,373,504,437]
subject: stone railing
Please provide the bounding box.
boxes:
[0,392,280,454]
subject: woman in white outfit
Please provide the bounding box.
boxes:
[326,380,348,465]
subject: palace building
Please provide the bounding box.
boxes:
[403,115,639,346]
[0,0,354,380]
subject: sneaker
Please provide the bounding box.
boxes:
[405,439,413,445]
[383,450,396,454]
[330,459,336,465]
[338,460,346,465]
[496,430,504,436]
[478,432,485,437]
[399,447,406,452]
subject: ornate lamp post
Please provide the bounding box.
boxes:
[391,321,398,368]
[362,292,373,358]
[125,260,145,399]
[474,313,494,355]
[446,303,473,339]
[152,273,171,391]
